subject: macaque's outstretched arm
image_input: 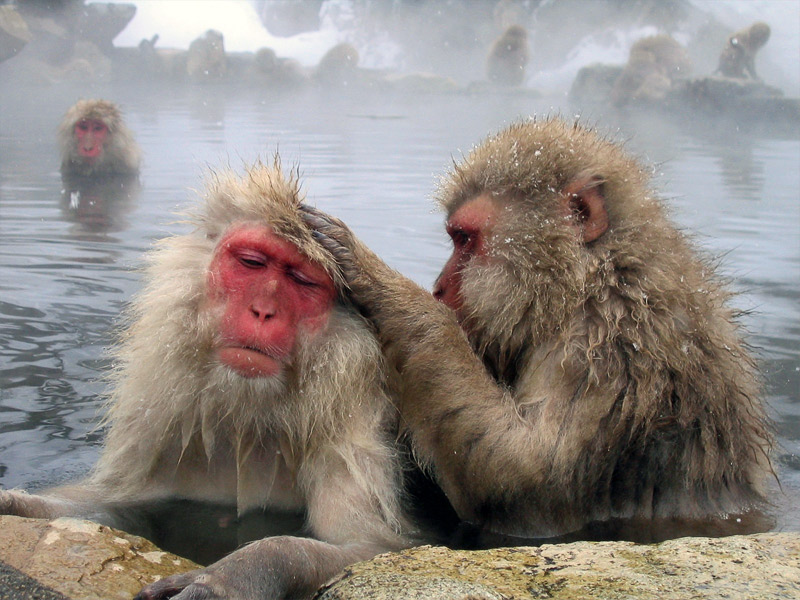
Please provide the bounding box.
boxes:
[0,485,122,525]
[304,207,537,524]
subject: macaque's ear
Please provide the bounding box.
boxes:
[561,174,609,243]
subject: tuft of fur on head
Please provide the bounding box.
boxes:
[58,99,141,176]
[198,157,345,290]
[89,159,402,533]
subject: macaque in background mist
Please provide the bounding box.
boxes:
[304,118,774,542]
[716,22,771,80]
[486,24,530,87]
[59,99,141,177]
[1,160,413,600]
[314,42,360,87]
[187,29,227,81]
[611,35,691,107]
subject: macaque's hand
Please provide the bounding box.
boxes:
[301,204,439,330]
[135,539,292,600]
[0,489,16,515]
[0,489,62,519]
[300,204,366,286]
[136,536,367,600]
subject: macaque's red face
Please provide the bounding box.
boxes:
[74,119,109,160]
[206,225,336,378]
[433,193,498,322]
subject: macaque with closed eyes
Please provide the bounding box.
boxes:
[304,118,774,542]
[1,159,413,600]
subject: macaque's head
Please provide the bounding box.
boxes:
[110,159,385,461]
[59,99,141,176]
[747,22,771,49]
[433,118,653,359]
[205,224,336,378]
[197,160,342,382]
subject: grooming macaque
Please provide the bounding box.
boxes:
[716,22,771,80]
[486,24,530,86]
[1,160,412,600]
[59,99,141,177]
[304,118,774,541]
[611,35,691,107]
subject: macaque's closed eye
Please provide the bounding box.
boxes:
[235,249,269,268]
[230,246,327,289]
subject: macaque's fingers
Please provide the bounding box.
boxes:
[300,203,348,229]
[301,204,362,283]
[134,570,206,600]
[300,204,356,247]
[0,490,14,515]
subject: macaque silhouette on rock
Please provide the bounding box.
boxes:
[716,22,771,81]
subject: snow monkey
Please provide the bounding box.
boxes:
[59,98,141,177]
[1,159,415,600]
[303,118,774,542]
[611,34,692,107]
[486,24,530,87]
[716,21,771,80]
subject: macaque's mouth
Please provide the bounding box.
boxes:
[216,346,285,378]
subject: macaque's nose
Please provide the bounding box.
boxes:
[432,280,444,300]
[250,280,279,321]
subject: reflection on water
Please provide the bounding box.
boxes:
[60,174,142,235]
[0,84,798,561]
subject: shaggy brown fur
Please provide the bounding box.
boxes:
[1,159,412,600]
[58,99,141,176]
[717,22,771,80]
[304,118,774,540]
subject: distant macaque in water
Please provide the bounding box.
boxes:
[314,42,360,87]
[59,99,141,177]
[716,22,771,80]
[486,24,530,86]
[304,118,774,542]
[1,160,414,600]
[611,34,691,107]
